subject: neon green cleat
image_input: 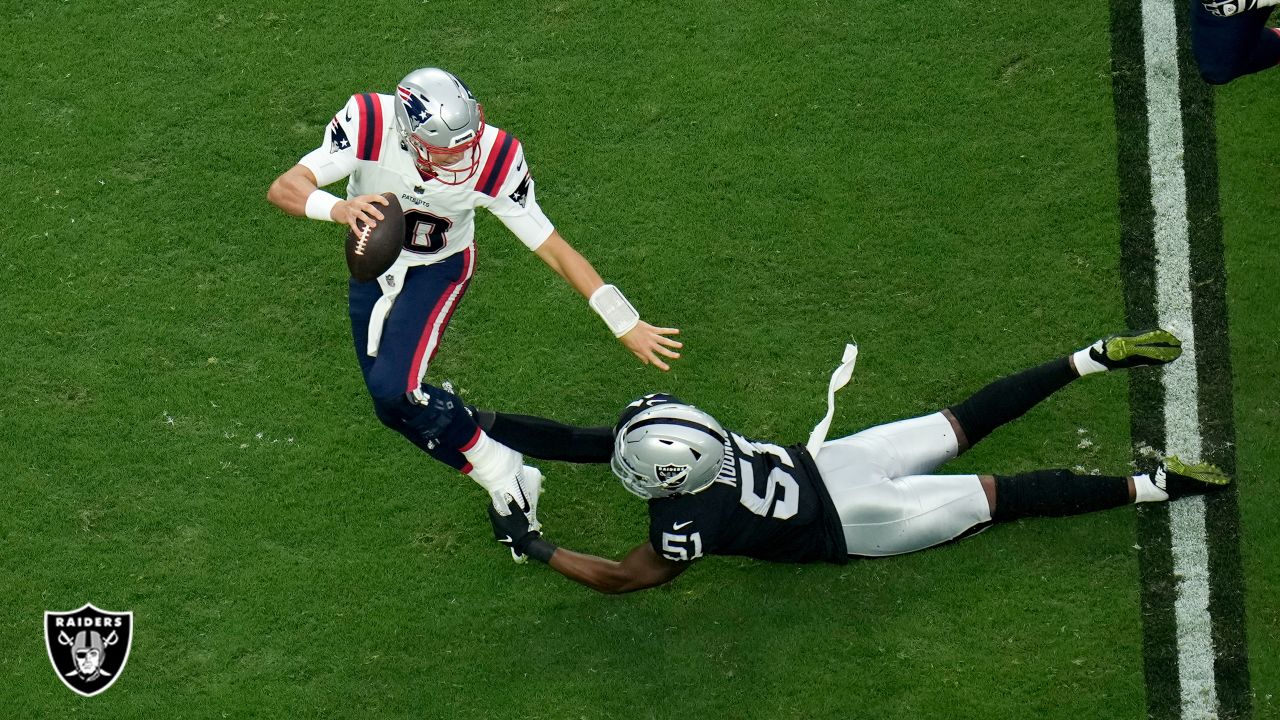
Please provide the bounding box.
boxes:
[1088,329,1183,370]
[1156,456,1232,499]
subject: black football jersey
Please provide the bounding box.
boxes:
[618,391,847,565]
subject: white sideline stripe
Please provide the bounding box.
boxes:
[1140,0,1218,718]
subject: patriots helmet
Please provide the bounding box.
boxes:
[394,68,486,184]
[611,401,729,499]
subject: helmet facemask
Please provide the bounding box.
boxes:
[611,436,666,498]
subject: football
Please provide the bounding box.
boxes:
[345,192,405,282]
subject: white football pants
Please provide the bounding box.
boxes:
[816,412,992,557]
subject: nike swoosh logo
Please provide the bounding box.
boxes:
[673,521,693,531]
[512,481,530,512]
[515,159,524,172]
[499,535,513,545]
[345,108,351,122]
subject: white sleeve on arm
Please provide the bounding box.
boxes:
[485,145,555,250]
[299,96,360,187]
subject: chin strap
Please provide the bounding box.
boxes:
[805,343,859,457]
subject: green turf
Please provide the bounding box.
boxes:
[2,0,1269,718]
[1218,72,1280,720]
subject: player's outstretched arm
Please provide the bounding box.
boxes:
[533,232,683,370]
[548,543,688,594]
[472,409,614,464]
[487,499,687,594]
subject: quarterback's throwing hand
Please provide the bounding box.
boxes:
[333,193,390,235]
[621,322,682,371]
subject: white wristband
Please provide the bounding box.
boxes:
[589,284,641,337]
[304,189,341,222]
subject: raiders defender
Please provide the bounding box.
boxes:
[480,330,1231,592]
[267,68,681,547]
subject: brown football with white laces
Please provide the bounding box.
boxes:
[345,192,404,282]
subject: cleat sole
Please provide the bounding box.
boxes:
[1166,456,1232,486]
[1106,329,1183,364]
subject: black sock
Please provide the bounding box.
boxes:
[992,469,1131,522]
[947,357,1078,446]
[480,411,614,464]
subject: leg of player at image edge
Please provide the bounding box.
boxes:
[1192,0,1280,85]
[817,329,1231,557]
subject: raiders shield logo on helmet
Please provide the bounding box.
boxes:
[655,463,691,488]
[45,603,133,697]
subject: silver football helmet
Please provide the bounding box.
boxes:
[394,67,486,184]
[611,402,729,499]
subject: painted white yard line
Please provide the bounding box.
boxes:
[1140,0,1218,717]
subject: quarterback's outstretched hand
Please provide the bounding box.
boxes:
[621,322,682,371]
[333,193,390,235]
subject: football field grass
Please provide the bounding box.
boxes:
[2,1,1275,718]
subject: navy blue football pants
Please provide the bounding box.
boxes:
[348,247,481,472]
[1191,0,1280,84]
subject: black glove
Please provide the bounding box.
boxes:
[488,497,540,555]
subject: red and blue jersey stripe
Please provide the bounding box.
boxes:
[476,130,520,197]
[354,93,384,162]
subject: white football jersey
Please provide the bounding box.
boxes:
[299,92,555,266]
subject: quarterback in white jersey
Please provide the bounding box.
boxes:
[297,90,552,263]
[267,68,682,559]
